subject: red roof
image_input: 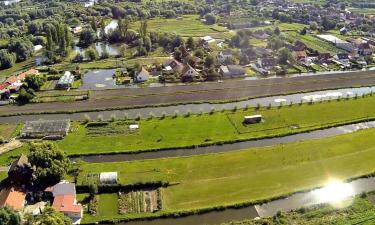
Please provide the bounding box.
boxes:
[18,68,38,80]
[0,82,10,90]
[52,195,82,213]
[5,75,18,85]
[0,187,26,210]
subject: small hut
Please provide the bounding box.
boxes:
[99,172,118,184]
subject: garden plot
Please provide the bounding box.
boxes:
[118,189,161,214]
[85,121,139,137]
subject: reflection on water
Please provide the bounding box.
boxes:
[74,42,120,57]
[313,180,354,207]
[1,0,20,5]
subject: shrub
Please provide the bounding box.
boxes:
[83,114,91,123]
[209,107,215,114]
[97,114,104,121]
[123,113,128,120]
[173,110,179,118]
[244,104,249,111]
[110,114,117,122]
[232,106,238,112]
[160,112,166,119]
[149,112,155,119]
[185,110,191,117]
[88,195,99,215]
[135,113,141,121]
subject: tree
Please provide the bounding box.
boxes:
[24,207,71,225]
[268,36,285,50]
[186,37,195,50]
[0,49,15,69]
[310,22,318,31]
[24,75,45,91]
[8,38,34,62]
[194,49,204,58]
[17,87,34,104]
[274,27,280,35]
[278,48,295,65]
[28,142,70,185]
[85,48,99,61]
[78,28,97,48]
[0,207,21,225]
[204,13,216,25]
[204,55,215,68]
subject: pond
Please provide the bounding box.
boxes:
[80,69,120,90]
[74,41,121,57]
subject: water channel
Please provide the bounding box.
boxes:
[1,85,375,123]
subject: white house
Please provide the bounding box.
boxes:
[135,67,150,82]
[218,49,233,64]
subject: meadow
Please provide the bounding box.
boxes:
[58,95,375,155]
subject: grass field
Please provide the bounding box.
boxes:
[58,95,375,155]
[130,15,231,39]
[0,57,35,79]
[78,128,375,213]
[0,123,21,140]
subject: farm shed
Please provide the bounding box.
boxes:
[243,115,262,124]
[20,120,71,139]
[56,71,74,89]
[99,172,118,184]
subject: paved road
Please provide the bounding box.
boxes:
[1,70,375,116]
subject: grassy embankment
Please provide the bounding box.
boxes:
[57,94,375,155]
[222,196,375,225]
[77,128,375,223]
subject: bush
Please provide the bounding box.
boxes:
[88,195,99,215]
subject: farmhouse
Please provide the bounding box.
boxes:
[20,119,71,139]
[0,187,26,210]
[181,64,199,82]
[218,49,233,64]
[51,181,82,224]
[56,71,74,89]
[219,65,246,78]
[135,67,150,82]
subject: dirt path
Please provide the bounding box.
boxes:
[0,139,23,154]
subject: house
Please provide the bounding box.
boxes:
[0,83,10,99]
[218,49,233,64]
[340,27,348,35]
[358,43,372,56]
[219,65,246,78]
[257,57,276,69]
[56,71,74,89]
[135,67,150,82]
[334,53,350,67]
[51,181,82,224]
[293,41,307,51]
[0,187,26,210]
[8,155,32,185]
[181,64,199,82]
[163,59,184,74]
[294,51,307,62]
[318,53,332,63]
[200,36,214,44]
[72,26,82,35]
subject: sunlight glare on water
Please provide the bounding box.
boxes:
[313,180,354,207]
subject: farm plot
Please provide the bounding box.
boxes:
[85,121,138,137]
[118,189,161,214]
[32,90,89,103]
[284,31,339,54]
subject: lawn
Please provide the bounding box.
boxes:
[98,194,119,217]
[58,95,375,155]
[78,128,375,213]
[130,15,231,39]
[0,123,21,140]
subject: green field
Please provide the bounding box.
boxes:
[78,128,375,214]
[58,95,375,155]
[130,15,231,39]
[98,194,119,218]
[0,123,21,140]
